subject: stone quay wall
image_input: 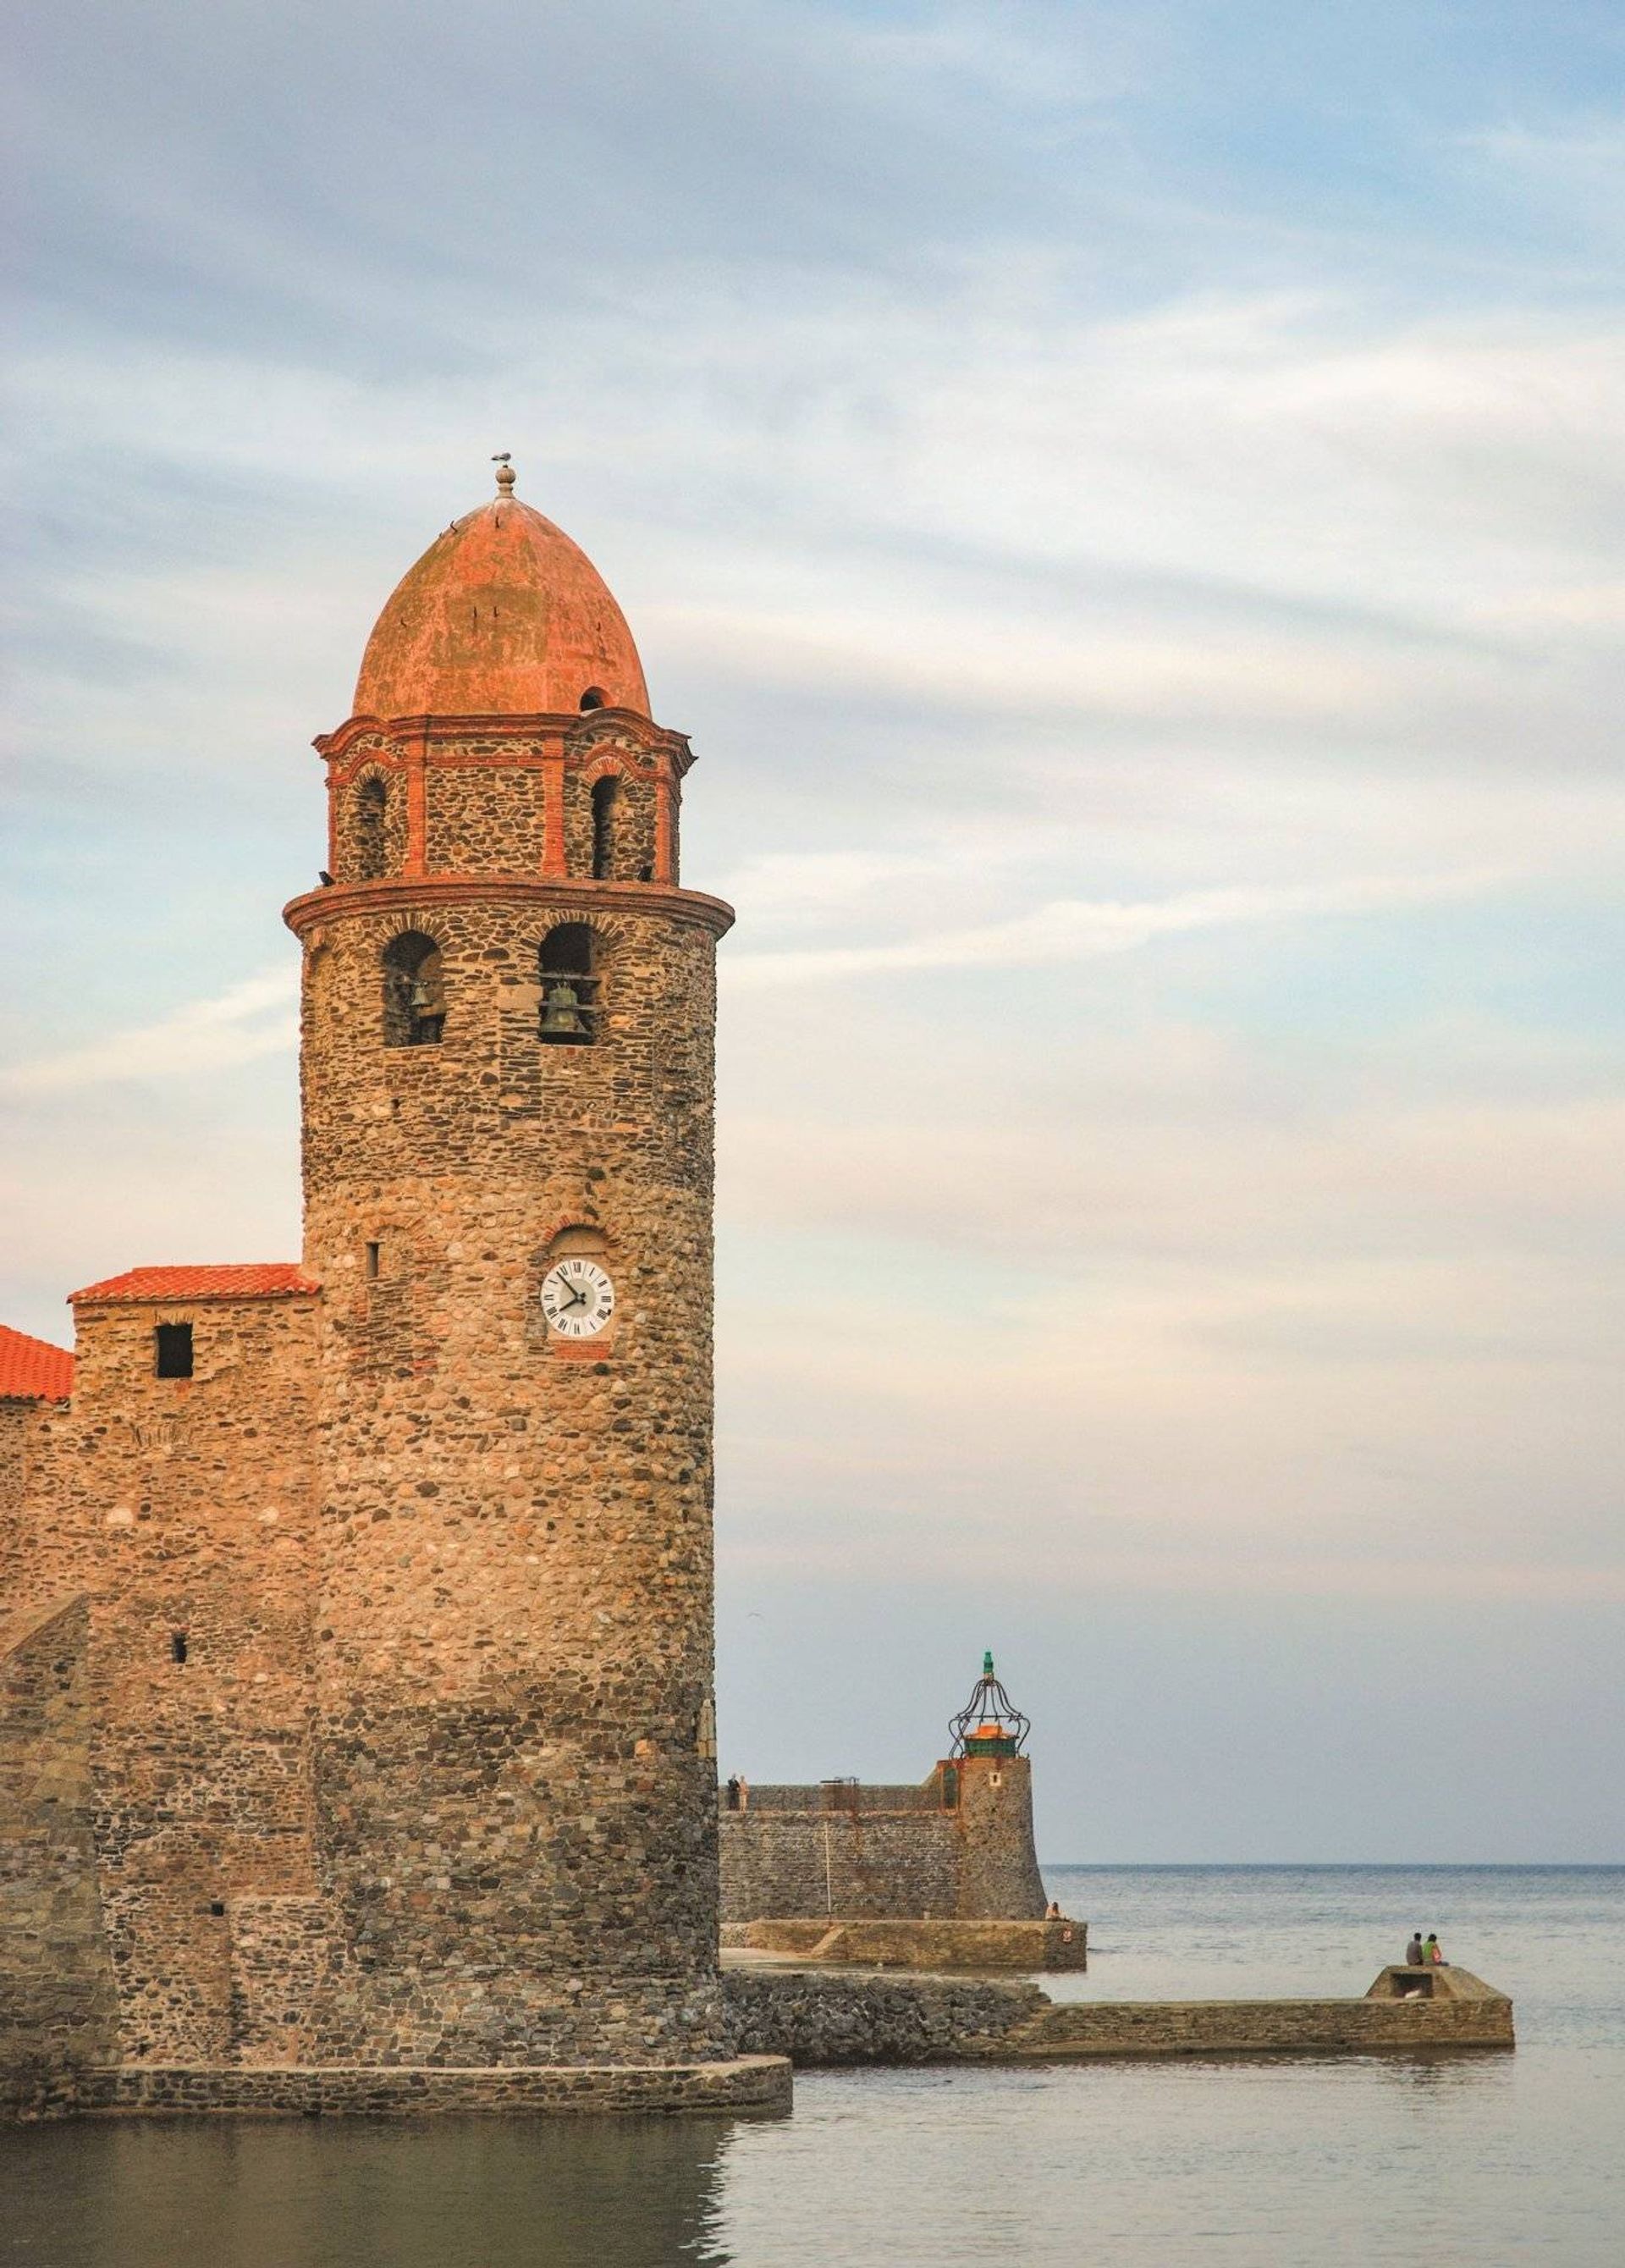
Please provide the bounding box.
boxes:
[721,1968,1514,2067]
[0,1597,118,2117]
[1015,1984,1514,2059]
[87,2053,790,2119]
[719,1754,1047,1925]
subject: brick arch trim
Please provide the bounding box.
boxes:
[331,738,409,791]
[377,912,449,946]
[534,1217,619,1259]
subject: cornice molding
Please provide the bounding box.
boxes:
[315,709,694,773]
[283,873,735,941]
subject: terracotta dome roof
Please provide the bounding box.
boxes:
[354,468,649,720]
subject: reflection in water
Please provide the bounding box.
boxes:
[3,1871,1622,2268]
[0,2116,744,2268]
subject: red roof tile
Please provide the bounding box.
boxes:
[0,1323,74,1402]
[68,1265,320,1305]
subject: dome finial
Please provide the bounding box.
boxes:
[492,451,515,497]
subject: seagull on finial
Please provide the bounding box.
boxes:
[492,453,511,464]
[492,450,517,498]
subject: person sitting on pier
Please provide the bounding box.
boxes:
[1406,1932,1426,1967]
[1426,1933,1446,1965]
[1045,1901,1063,1920]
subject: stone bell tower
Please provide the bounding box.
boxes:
[284,464,735,2070]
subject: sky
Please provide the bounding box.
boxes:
[3,0,1624,1862]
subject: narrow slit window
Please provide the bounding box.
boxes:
[382,932,445,1047]
[171,1631,189,1664]
[155,1322,194,1378]
[355,776,388,879]
[538,924,599,1046]
[591,775,621,880]
[365,1241,381,1280]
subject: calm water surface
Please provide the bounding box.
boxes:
[3,1867,1621,2266]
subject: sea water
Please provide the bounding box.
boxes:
[3,1866,1621,2266]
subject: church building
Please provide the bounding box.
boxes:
[0,466,788,2116]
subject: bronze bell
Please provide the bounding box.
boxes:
[541,979,587,1035]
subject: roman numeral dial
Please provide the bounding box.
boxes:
[540,1257,616,1339]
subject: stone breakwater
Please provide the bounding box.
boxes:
[720,1966,1514,2067]
[0,1969,1511,2121]
[723,1969,1048,2066]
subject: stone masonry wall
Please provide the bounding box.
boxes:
[0,1596,119,2117]
[954,1757,1047,1919]
[565,748,660,882]
[719,1757,1047,1924]
[227,1895,336,2062]
[0,1399,44,1603]
[426,763,548,875]
[336,751,411,880]
[720,1810,959,1923]
[324,715,682,891]
[723,1970,1044,2066]
[14,1294,321,2065]
[293,871,731,2067]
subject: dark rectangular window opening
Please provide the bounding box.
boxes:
[538,924,600,1045]
[171,1631,189,1664]
[155,1322,194,1378]
[366,1241,381,1280]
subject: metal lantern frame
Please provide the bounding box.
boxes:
[948,1649,1031,1757]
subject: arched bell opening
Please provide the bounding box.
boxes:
[382,930,446,1048]
[537,923,599,1046]
[579,687,607,712]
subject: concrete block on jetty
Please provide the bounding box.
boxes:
[722,1916,1088,1971]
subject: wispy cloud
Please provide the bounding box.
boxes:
[726,869,1511,986]
[1,968,296,1095]
[724,1533,1625,1604]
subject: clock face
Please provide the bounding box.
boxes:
[541,1256,615,1339]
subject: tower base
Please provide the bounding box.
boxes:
[66,2056,790,2121]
